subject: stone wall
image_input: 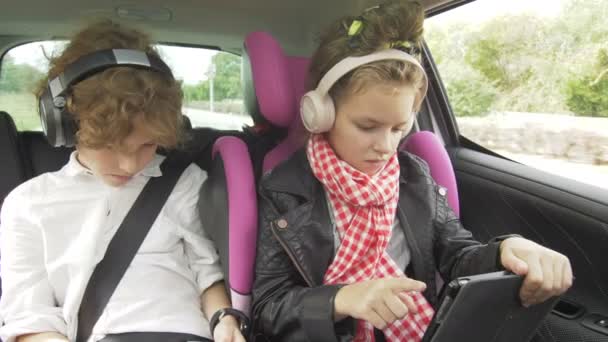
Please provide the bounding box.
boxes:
[458,112,608,165]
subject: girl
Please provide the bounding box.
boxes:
[252,1,572,341]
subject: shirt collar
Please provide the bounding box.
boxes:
[64,151,165,178]
[141,154,165,177]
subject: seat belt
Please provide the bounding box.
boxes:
[76,158,189,342]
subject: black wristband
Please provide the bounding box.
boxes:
[488,234,522,244]
[489,234,523,269]
[209,307,251,338]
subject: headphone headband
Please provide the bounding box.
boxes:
[300,49,429,133]
[48,49,173,99]
[40,48,174,147]
[316,49,427,98]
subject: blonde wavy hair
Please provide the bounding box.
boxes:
[308,0,426,109]
[35,19,184,149]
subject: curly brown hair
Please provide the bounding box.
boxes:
[35,19,184,149]
[308,0,426,110]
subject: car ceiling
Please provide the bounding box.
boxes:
[0,0,467,56]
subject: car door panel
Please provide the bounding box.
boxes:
[450,146,608,341]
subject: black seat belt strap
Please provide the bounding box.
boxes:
[76,159,189,342]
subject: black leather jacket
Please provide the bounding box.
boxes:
[252,149,506,341]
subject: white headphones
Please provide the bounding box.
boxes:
[300,49,428,133]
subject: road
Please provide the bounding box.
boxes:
[183,107,253,131]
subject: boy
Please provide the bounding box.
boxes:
[0,20,245,342]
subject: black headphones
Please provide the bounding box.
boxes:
[39,48,174,147]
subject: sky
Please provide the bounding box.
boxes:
[6,0,567,85]
[450,0,566,21]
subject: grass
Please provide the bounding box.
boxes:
[0,92,41,131]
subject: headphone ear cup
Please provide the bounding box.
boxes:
[300,91,322,133]
[38,87,75,147]
[300,90,336,133]
[39,87,61,147]
[62,110,78,148]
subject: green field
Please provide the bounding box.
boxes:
[0,92,41,131]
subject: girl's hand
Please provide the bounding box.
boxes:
[500,237,573,307]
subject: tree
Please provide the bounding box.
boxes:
[209,52,242,100]
[446,76,497,117]
[183,81,209,102]
[425,21,497,117]
[566,48,608,117]
[0,56,45,93]
[464,15,547,92]
[425,0,608,117]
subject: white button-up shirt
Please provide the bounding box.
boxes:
[0,152,223,342]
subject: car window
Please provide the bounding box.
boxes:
[425,0,608,190]
[0,41,252,131]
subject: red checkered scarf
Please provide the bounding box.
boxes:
[307,134,434,342]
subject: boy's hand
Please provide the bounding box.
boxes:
[213,315,246,342]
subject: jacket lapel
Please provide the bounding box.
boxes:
[264,149,335,287]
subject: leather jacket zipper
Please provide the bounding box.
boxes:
[270,220,315,287]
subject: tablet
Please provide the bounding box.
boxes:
[421,271,560,342]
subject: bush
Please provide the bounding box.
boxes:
[566,49,608,117]
[566,77,608,117]
[0,57,45,93]
[446,77,497,117]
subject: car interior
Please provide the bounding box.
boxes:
[1,0,607,341]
